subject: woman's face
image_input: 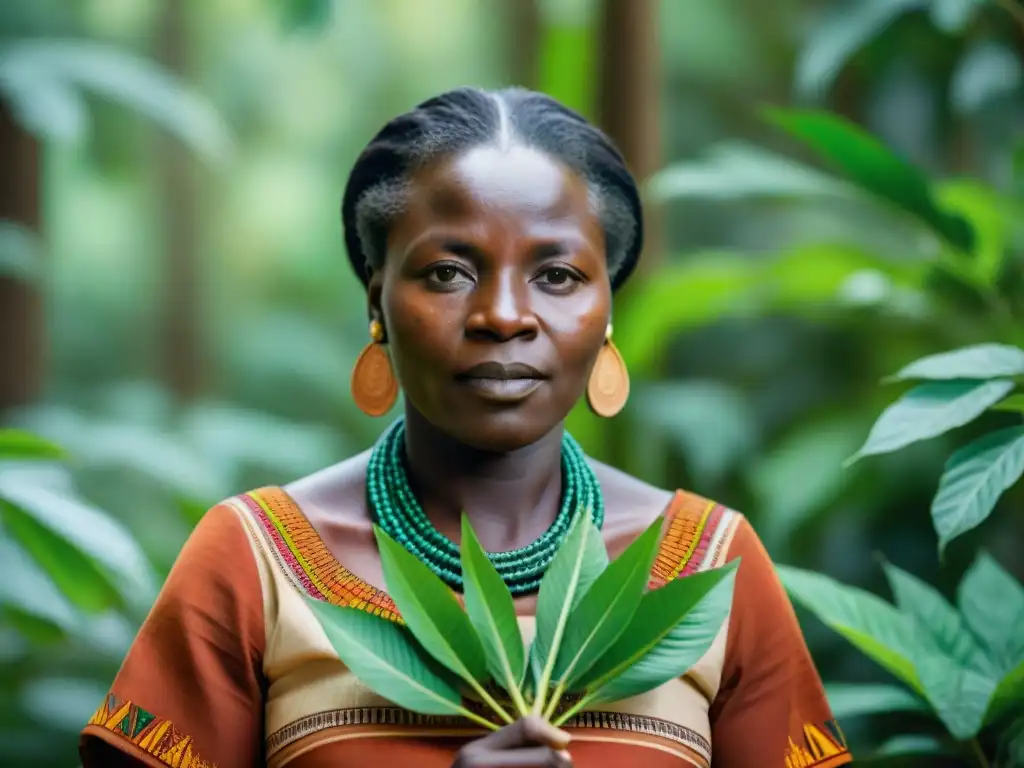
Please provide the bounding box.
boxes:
[369,145,611,451]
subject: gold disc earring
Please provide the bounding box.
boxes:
[587,324,630,417]
[351,320,398,417]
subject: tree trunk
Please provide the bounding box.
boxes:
[0,101,43,415]
[595,0,662,271]
[156,2,204,402]
[504,0,541,89]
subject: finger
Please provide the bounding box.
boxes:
[472,716,571,751]
[476,746,572,767]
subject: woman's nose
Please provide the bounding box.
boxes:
[464,270,539,342]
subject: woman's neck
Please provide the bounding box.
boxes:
[401,407,564,552]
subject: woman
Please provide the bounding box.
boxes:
[80,87,852,768]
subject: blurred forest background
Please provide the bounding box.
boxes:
[1,0,1022,766]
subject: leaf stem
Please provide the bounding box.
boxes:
[550,692,596,727]
[968,738,990,768]
[542,681,567,721]
[457,706,502,732]
[465,680,516,725]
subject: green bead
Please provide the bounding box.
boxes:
[366,418,604,596]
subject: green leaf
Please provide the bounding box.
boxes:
[881,562,991,673]
[849,379,1015,462]
[993,394,1024,413]
[824,683,929,720]
[794,0,926,99]
[579,562,738,702]
[765,109,975,252]
[0,534,79,635]
[0,430,65,461]
[552,518,663,686]
[0,499,120,613]
[886,344,1024,382]
[531,514,608,690]
[373,526,487,685]
[985,659,1024,725]
[305,597,466,715]
[957,552,1024,673]
[0,41,231,161]
[648,142,857,202]
[459,515,527,709]
[0,476,156,611]
[874,734,948,758]
[778,565,927,694]
[931,426,1024,553]
[914,653,997,740]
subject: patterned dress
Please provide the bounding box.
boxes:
[79,487,853,768]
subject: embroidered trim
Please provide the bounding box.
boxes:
[784,720,851,767]
[650,494,740,588]
[86,693,216,768]
[235,489,401,622]
[267,707,711,763]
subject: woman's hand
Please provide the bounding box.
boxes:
[453,715,572,767]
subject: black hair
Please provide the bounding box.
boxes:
[341,86,643,291]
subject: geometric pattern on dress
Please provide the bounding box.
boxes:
[233,489,402,623]
[649,492,740,589]
[86,693,216,768]
[783,720,851,767]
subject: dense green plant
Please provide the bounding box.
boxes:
[307,513,737,727]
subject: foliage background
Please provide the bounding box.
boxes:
[0,0,1021,765]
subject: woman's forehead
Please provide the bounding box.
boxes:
[409,146,593,224]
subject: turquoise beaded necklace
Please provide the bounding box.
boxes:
[366,418,604,596]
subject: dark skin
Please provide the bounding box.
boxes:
[288,144,674,767]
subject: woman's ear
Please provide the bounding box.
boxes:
[366,267,384,328]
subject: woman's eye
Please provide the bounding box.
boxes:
[433,265,459,283]
[537,267,580,288]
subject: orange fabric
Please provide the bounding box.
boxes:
[79,489,850,768]
[709,520,851,768]
[79,503,265,768]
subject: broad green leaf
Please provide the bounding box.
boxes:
[460,515,526,705]
[538,3,594,119]
[0,534,78,635]
[931,426,1024,553]
[849,379,1015,462]
[824,683,929,720]
[886,344,1024,382]
[794,0,926,98]
[985,659,1024,725]
[373,526,487,684]
[0,499,120,613]
[0,473,156,611]
[552,518,663,685]
[765,109,975,252]
[778,565,926,694]
[935,180,1011,284]
[0,41,231,161]
[531,514,608,686]
[579,563,738,702]
[882,563,991,673]
[957,552,1024,673]
[306,597,465,716]
[0,430,65,460]
[648,143,857,202]
[915,653,997,740]
[993,394,1024,413]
